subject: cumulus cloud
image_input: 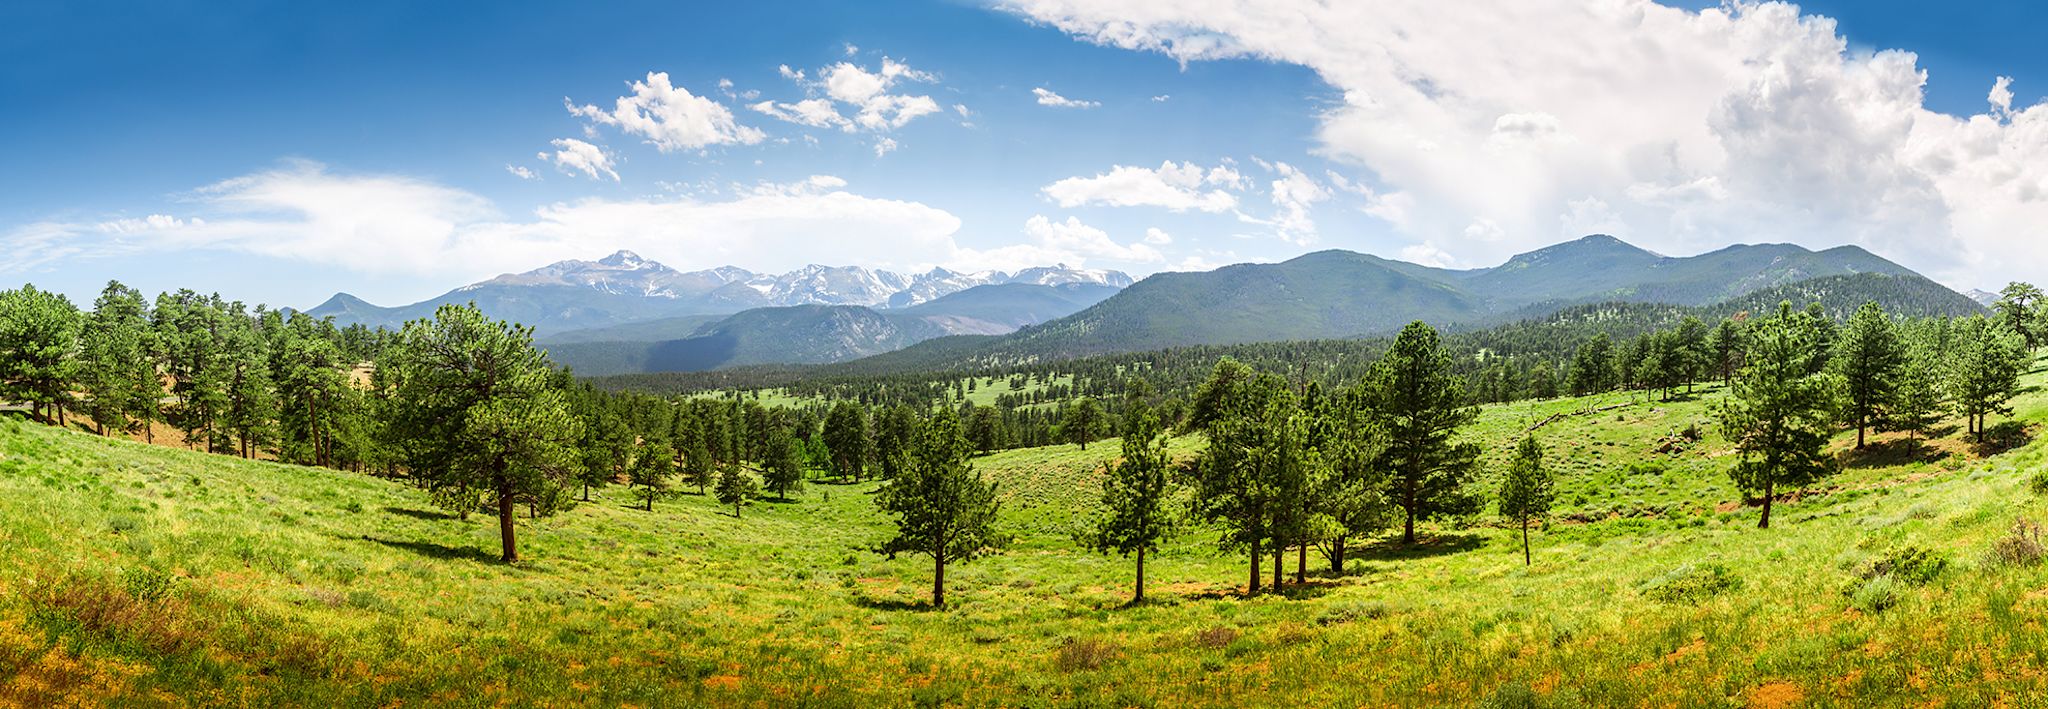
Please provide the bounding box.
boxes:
[567,72,764,152]
[950,215,1165,271]
[540,138,619,181]
[1042,160,1242,212]
[1033,87,1100,108]
[505,165,538,180]
[995,0,2048,286]
[752,56,944,137]
[0,162,989,284]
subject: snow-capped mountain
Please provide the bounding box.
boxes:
[306,251,1134,335]
[476,251,1132,309]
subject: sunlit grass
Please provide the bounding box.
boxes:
[6,368,2048,705]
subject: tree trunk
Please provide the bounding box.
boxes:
[932,554,946,609]
[1272,541,1284,593]
[1856,416,1866,449]
[1758,478,1774,530]
[1247,538,1261,596]
[1329,539,1345,575]
[1521,518,1531,566]
[1133,548,1145,604]
[497,478,519,563]
[1296,543,1307,584]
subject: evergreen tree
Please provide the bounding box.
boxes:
[1709,318,1745,386]
[874,409,1007,608]
[1306,391,1391,575]
[270,314,348,467]
[1186,361,1289,594]
[576,408,630,501]
[1363,322,1482,544]
[762,425,806,500]
[1719,303,1841,529]
[822,400,870,481]
[0,285,83,426]
[76,281,154,436]
[872,404,918,479]
[1948,316,2028,442]
[628,440,675,511]
[1995,282,2044,350]
[153,291,231,451]
[1060,396,1106,450]
[382,303,584,562]
[1833,302,1906,448]
[218,308,276,459]
[965,403,1005,454]
[1497,435,1554,566]
[715,462,756,517]
[1890,322,1947,445]
[682,433,716,494]
[1671,315,1709,394]
[1084,402,1176,603]
[1569,333,1615,395]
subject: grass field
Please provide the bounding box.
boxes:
[7,369,2048,706]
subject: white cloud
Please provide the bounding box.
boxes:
[0,162,983,283]
[1042,160,1241,212]
[1264,161,1329,242]
[995,0,2048,287]
[567,72,764,152]
[1151,94,1171,102]
[505,165,538,180]
[540,138,620,181]
[753,56,946,147]
[1033,87,1100,108]
[1143,227,1172,245]
[951,215,1165,271]
[873,137,899,157]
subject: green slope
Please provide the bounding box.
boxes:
[9,364,2048,705]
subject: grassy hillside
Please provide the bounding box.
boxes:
[9,369,2048,705]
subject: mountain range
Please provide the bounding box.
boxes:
[306,235,1982,376]
[306,251,1132,335]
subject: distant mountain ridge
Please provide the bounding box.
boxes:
[307,251,1132,334]
[888,235,1945,363]
[541,282,1120,375]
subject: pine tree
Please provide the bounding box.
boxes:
[1186,360,1288,594]
[1890,322,1947,445]
[1570,333,1615,395]
[715,463,757,517]
[0,285,83,426]
[1833,302,1905,449]
[762,425,806,501]
[1364,322,1482,544]
[823,400,870,481]
[872,404,918,479]
[1083,402,1177,603]
[682,433,716,494]
[1995,282,2044,350]
[874,409,1007,608]
[629,440,675,511]
[1710,318,1745,387]
[76,281,154,437]
[1947,316,2028,442]
[382,303,584,563]
[1061,397,1106,450]
[1497,435,1554,566]
[1719,303,1841,529]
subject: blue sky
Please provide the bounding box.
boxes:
[6,0,2048,308]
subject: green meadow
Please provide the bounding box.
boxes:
[7,369,2048,707]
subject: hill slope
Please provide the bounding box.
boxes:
[7,365,2048,705]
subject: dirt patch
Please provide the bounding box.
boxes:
[1748,681,1803,709]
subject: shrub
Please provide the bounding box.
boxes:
[1850,575,1901,614]
[1485,682,1548,709]
[1194,626,1239,649]
[122,566,176,603]
[1315,600,1391,626]
[1862,546,1948,585]
[1640,563,1739,603]
[2029,471,2048,496]
[1054,637,1120,672]
[1986,518,2048,568]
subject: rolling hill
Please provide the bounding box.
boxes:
[915,235,1942,363]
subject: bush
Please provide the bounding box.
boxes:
[1054,637,1120,672]
[122,566,176,603]
[1485,682,1548,709]
[2029,471,2048,496]
[1640,563,1739,603]
[1862,546,1947,585]
[1193,626,1239,649]
[1987,518,2048,568]
[1315,600,1390,626]
[1850,575,1901,613]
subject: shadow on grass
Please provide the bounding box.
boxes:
[1353,533,1485,562]
[362,535,505,565]
[1839,439,1950,469]
[851,595,933,612]
[382,507,458,522]
[1972,421,2034,457]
